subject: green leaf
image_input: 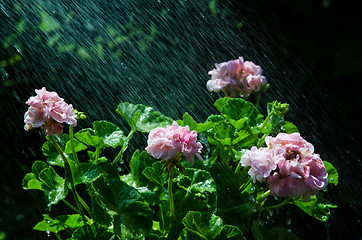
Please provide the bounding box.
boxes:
[177,112,213,133]
[64,139,87,154]
[31,161,48,178]
[38,166,68,207]
[77,163,105,184]
[251,221,299,240]
[71,224,118,240]
[142,161,168,186]
[209,162,252,232]
[130,150,157,187]
[92,164,139,212]
[115,201,153,236]
[181,211,223,240]
[93,120,126,148]
[323,161,339,186]
[33,214,65,233]
[216,225,246,240]
[34,214,84,234]
[42,134,72,167]
[74,128,103,148]
[282,121,299,133]
[176,168,217,211]
[22,173,43,190]
[214,98,264,127]
[116,102,173,132]
[293,195,337,222]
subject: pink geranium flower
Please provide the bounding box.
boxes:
[24,87,77,136]
[207,56,267,97]
[241,133,328,201]
[146,121,203,165]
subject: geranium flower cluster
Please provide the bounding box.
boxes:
[146,121,203,166]
[24,87,77,136]
[240,133,328,201]
[207,56,267,97]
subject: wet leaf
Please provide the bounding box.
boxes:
[216,225,246,240]
[92,164,139,212]
[116,102,173,132]
[34,214,84,233]
[74,128,102,148]
[129,150,156,187]
[324,161,339,186]
[180,211,223,240]
[214,97,264,127]
[42,134,72,167]
[114,201,153,236]
[293,195,337,222]
[38,166,68,207]
[93,120,126,148]
[142,161,168,186]
[177,112,213,133]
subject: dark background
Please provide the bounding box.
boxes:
[1,0,361,239]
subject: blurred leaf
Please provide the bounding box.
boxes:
[324,161,339,186]
[38,10,61,33]
[116,102,173,132]
[143,161,168,186]
[180,211,223,240]
[93,120,126,148]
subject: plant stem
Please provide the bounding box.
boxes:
[62,199,80,214]
[262,198,290,211]
[49,136,88,228]
[168,169,175,237]
[112,128,135,165]
[69,125,80,166]
[259,110,274,133]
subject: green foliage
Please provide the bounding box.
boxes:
[34,214,84,234]
[293,195,337,222]
[22,97,339,239]
[178,211,245,240]
[22,161,68,207]
[116,102,173,132]
[324,161,339,186]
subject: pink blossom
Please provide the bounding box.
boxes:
[240,146,277,183]
[24,87,77,136]
[241,133,328,201]
[146,121,203,165]
[146,126,179,160]
[207,57,267,97]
